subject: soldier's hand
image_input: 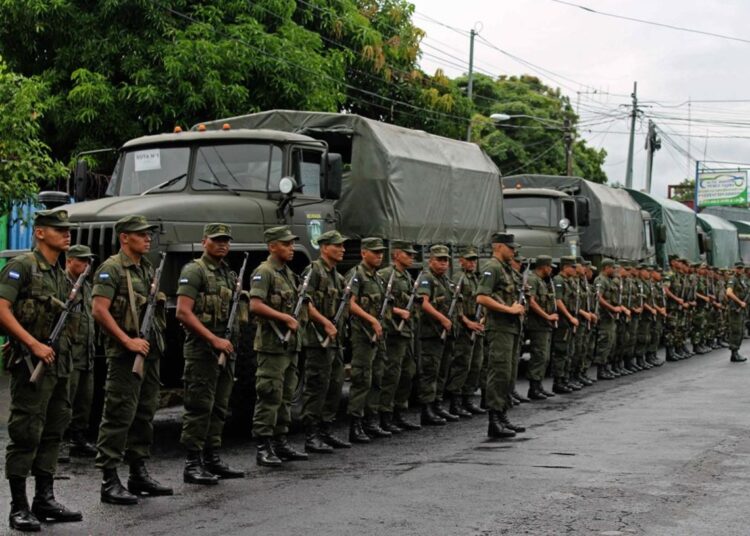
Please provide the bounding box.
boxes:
[570,317,580,328]
[284,315,299,332]
[395,308,411,321]
[440,317,453,332]
[211,336,234,355]
[591,313,599,324]
[509,303,525,315]
[371,319,384,339]
[548,313,560,323]
[742,301,748,309]
[30,341,55,364]
[323,320,338,340]
[466,320,483,333]
[125,337,150,356]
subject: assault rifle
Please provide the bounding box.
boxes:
[132,252,166,380]
[440,275,465,342]
[280,269,313,346]
[321,273,355,348]
[396,272,425,333]
[371,269,396,343]
[217,252,249,368]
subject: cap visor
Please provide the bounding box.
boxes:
[207,233,233,239]
[47,222,78,229]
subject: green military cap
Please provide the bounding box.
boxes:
[559,255,576,267]
[34,209,77,229]
[601,258,615,268]
[690,262,701,268]
[589,264,598,271]
[264,225,298,243]
[534,255,555,268]
[361,237,386,251]
[734,261,745,268]
[391,239,417,254]
[491,232,519,248]
[430,244,450,258]
[575,256,585,264]
[203,223,233,239]
[460,245,479,259]
[317,230,347,245]
[668,254,679,261]
[115,215,158,235]
[67,244,95,259]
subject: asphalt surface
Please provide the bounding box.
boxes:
[1,347,749,536]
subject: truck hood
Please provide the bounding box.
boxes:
[62,193,276,225]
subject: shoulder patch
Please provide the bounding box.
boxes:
[179,278,189,284]
[483,271,492,276]
[99,273,110,280]
[420,280,430,286]
[252,275,262,281]
[7,270,20,280]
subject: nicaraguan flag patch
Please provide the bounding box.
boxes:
[99,273,110,280]
[252,275,262,281]
[179,278,189,284]
[8,271,20,280]
[420,280,430,286]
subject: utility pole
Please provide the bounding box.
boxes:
[465,28,476,142]
[644,119,661,193]
[624,81,638,189]
[564,118,573,176]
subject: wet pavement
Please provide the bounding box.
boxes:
[1,347,749,535]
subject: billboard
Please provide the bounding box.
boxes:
[696,170,748,207]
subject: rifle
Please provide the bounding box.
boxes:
[321,272,355,348]
[469,303,484,343]
[440,274,465,342]
[616,276,624,320]
[396,272,425,333]
[573,277,581,333]
[217,252,249,368]
[371,269,396,343]
[29,263,92,384]
[549,278,559,328]
[584,278,592,330]
[281,268,313,346]
[132,252,166,379]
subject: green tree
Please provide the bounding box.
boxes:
[0,57,66,213]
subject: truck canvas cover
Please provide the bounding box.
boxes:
[201,110,503,246]
[503,175,645,260]
[626,189,700,264]
[697,213,740,268]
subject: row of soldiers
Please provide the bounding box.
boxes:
[1,210,748,532]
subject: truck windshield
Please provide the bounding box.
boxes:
[115,147,190,196]
[194,143,282,192]
[503,196,556,227]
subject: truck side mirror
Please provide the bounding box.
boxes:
[322,153,342,200]
[574,196,590,227]
[656,224,667,244]
[73,159,88,202]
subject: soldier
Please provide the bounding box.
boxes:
[445,247,486,417]
[0,209,82,531]
[300,230,352,453]
[664,256,687,361]
[572,260,595,386]
[416,244,459,425]
[508,253,530,404]
[550,256,580,393]
[611,263,632,376]
[593,259,621,380]
[525,255,559,400]
[62,245,97,460]
[176,223,245,485]
[726,261,748,363]
[93,215,172,504]
[249,226,309,465]
[345,237,387,442]
[580,262,599,382]
[692,264,711,354]
[476,233,526,438]
[634,265,655,370]
[623,262,644,373]
[647,267,668,366]
[377,240,422,432]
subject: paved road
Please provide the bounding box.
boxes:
[1,348,749,536]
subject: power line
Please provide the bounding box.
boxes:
[547,0,750,45]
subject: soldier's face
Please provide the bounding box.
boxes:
[36,226,71,252]
[321,243,345,264]
[122,231,152,255]
[394,250,414,269]
[203,236,230,259]
[362,249,383,268]
[66,257,90,278]
[429,256,450,275]
[460,258,477,272]
[270,240,295,262]
[493,243,513,261]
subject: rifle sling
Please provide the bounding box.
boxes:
[125,268,140,336]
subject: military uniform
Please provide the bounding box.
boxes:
[63,245,97,458]
[0,209,82,530]
[550,258,578,391]
[178,223,245,482]
[727,263,748,361]
[525,256,557,399]
[593,259,619,379]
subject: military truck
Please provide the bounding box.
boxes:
[47,110,504,430]
[502,174,657,265]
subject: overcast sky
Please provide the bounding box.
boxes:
[410,0,750,198]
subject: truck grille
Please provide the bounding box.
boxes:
[70,223,117,260]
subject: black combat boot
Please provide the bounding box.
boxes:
[498,411,526,433]
[719,339,730,348]
[432,401,459,422]
[512,389,530,403]
[553,379,572,394]
[101,468,138,505]
[527,380,547,400]
[319,422,352,448]
[575,374,593,387]
[539,382,556,396]
[31,474,82,523]
[57,441,70,464]
[597,365,614,380]
[204,448,245,478]
[461,395,487,414]
[508,393,520,406]
[304,424,334,454]
[565,379,582,391]
[487,411,516,439]
[8,477,41,532]
[449,395,473,418]
[256,438,283,466]
[69,432,97,458]
[272,435,309,461]
[730,350,748,363]
[393,409,422,431]
[128,460,173,496]
[380,413,404,434]
[362,414,392,438]
[420,404,446,426]
[348,418,372,443]
[183,451,219,485]
[666,346,678,361]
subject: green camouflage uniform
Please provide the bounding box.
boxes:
[94,251,165,469]
[301,258,346,426]
[525,271,555,381]
[249,256,302,439]
[178,254,238,452]
[635,276,652,359]
[63,273,94,439]
[649,277,666,355]
[1,249,71,479]
[446,269,484,397]
[593,271,618,365]
[551,273,576,382]
[727,272,747,351]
